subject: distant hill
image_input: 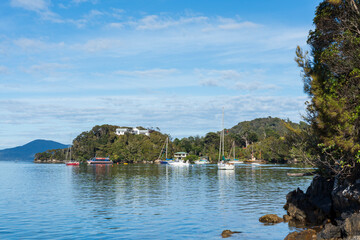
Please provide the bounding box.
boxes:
[228,117,308,141]
[0,140,69,161]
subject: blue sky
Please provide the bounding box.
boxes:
[0,0,322,148]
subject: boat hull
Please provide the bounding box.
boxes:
[87,157,113,165]
[217,163,235,170]
[65,162,79,166]
[87,161,113,164]
[168,160,190,166]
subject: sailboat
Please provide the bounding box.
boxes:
[228,141,243,164]
[217,108,235,170]
[65,146,79,166]
[243,145,265,164]
[155,137,173,164]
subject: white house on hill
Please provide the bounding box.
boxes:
[115,127,150,136]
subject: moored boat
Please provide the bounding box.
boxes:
[194,157,210,164]
[217,108,235,171]
[155,137,173,164]
[64,146,79,166]
[168,160,190,166]
[87,157,113,164]
[65,161,79,166]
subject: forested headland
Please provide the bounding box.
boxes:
[34,117,308,163]
[281,0,360,238]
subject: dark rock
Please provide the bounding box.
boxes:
[284,176,334,226]
[259,214,283,224]
[317,223,341,239]
[341,212,360,238]
[306,176,334,216]
[284,229,317,240]
[283,176,360,239]
[221,230,241,238]
[332,181,360,218]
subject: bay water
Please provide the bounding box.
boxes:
[0,162,313,239]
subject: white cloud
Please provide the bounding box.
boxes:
[78,38,122,52]
[197,69,242,87]
[23,63,71,75]
[10,0,48,12]
[10,0,62,22]
[0,94,306,148]
[13,38,65,51]
[114,69,178,78]
[132,15,208,30]
[107,22,123,28]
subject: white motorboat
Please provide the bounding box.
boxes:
[194,158,210,164]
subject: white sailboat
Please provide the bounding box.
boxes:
[155,137,173,164]
[228,141,243,164]
[217,108,235,170]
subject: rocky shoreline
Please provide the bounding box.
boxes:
[282,175,360,239]
[34,159,65,164]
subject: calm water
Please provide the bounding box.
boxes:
[0,162,313,239]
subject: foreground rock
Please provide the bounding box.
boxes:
[221,230,241,238]
[259,214,283,224]
[283,175,360,239]
[284,229,317,240]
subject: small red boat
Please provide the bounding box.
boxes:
[65,161,79,166]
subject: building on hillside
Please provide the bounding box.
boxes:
[115,127,150,136]
[174,152,188,161]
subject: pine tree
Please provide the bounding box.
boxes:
[295,0,360,179]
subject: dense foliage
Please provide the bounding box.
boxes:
[36,125,170,163]
[172,117,308,163]
[35,118,308,163]
[295,0,360,179]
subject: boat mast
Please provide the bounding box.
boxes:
[222,107,225,158]
[233,141,235,159]
[165,137,168,159]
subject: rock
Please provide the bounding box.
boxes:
[221,230,241,238]
[332,181,360,218]
[284,176,334,226]
[284,229,317,240]
[317,223,341,239]
[284,188,309,224]
[341,212,360,238]
[259,214,284,224]
[283,214,292,222]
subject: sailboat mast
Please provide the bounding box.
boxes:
[222,107,225,157]
[218,127,222,161]
[165,137,168,159]
[233,141,235,159]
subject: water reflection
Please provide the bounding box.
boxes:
[0,162,314,240]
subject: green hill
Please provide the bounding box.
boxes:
[35,117,309,163]
[35,125,169,163]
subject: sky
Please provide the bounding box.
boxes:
[0,0,322,149]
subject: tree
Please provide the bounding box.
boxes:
[295,0,360,179]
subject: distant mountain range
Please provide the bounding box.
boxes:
[0,139,69,161]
